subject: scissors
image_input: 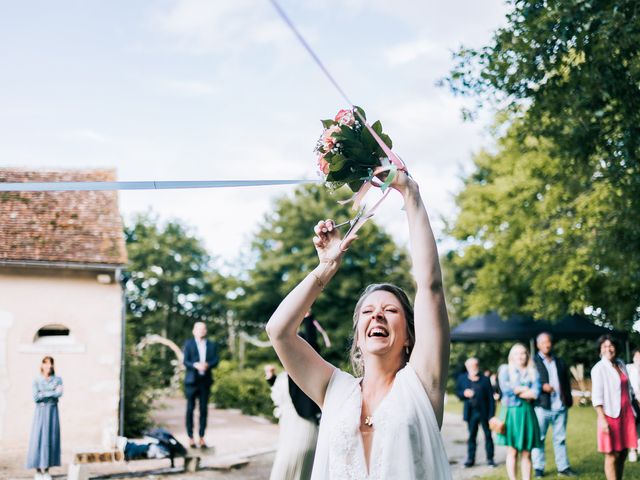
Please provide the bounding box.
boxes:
[334,204,368,240]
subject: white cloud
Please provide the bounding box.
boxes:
[149,0,288,54]
[384,39,437,66]
[67,129,109,143]
[155,78,218,97]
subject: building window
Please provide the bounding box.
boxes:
[35,324,71,340]
[18,323,85,354]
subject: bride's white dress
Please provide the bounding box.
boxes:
[311,363,452,479]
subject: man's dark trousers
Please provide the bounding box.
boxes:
[467,409,494,463]
[185,378,210,439]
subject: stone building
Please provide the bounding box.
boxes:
[0,168,127,455]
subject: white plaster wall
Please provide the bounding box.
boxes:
[0,269,122,453]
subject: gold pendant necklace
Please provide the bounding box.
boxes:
[364,415,374,427]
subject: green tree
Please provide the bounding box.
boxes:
[444,119,639,331]
[125,213,228,349]
[446,0,640,173]
[443,0,640,330]
[236,184,414,369]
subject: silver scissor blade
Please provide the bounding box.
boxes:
[342,205,367,239]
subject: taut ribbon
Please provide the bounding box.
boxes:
[0,179,314,192]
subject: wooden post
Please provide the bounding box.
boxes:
[184,455,200,472]
[67,464,89,480]
[239,333,246,370]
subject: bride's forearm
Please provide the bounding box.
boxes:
[266,261,340,341]
[403,184,443,291]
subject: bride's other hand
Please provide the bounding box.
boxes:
[389,169,418,198]
[312,219,357,265]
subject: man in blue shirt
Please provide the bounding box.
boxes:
[532,332,577,477]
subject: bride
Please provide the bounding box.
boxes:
[266,172,452,479]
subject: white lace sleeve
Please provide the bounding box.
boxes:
[270,372,290,419]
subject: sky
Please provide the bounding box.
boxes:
[0,0,508,268]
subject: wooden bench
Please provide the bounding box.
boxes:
[67,448,200,480]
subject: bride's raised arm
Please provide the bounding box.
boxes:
[265,219,358,408]
[396,172,450,428]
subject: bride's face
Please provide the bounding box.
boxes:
[356,290,408,359]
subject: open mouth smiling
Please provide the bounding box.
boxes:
[367,326,389,338]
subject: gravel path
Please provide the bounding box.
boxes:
[1,396,507,479]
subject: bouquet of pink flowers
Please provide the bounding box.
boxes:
[315,107,394,192]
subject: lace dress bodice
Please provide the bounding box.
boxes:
[311,364,452,480]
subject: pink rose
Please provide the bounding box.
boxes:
[317,155,330,175]
[335,109,355,126]
[322,125,341,151]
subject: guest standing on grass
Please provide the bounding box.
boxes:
[531,332,577,477]
[592,335,639,480]
[497,343,542,480]
[625,348,640,463]
[26,356,63,480]
[456,357,496,468]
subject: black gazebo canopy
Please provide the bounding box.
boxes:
[451,311,625,343]
[451,312,549,343]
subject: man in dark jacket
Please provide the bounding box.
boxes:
[532,332,577,477]
[183,321,219,448]
[456,357,495,468]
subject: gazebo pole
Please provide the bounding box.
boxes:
[626,340,631,363]
[529,337,535,355]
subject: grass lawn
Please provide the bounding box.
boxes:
[444,394,464,415]
[479,405,640,479]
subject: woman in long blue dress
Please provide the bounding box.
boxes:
[26,356,63,480]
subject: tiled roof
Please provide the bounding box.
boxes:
[0,168,128,266]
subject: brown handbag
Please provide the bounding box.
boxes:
[489,415,506,435]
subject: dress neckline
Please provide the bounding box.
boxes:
[355,367,403,476]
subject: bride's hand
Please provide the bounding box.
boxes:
[388,169,418,197]
[312,219,358,266]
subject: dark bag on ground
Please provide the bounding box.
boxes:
[143,428,187,466]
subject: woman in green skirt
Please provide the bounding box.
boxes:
[497,343,542,480]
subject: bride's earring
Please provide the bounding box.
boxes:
[405,345,410,356]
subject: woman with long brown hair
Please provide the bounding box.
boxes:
[26,356,63,480]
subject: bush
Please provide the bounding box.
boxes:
[123,350,154,437]
[211,360,275,421]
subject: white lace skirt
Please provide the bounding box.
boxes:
[270,373,319,480]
